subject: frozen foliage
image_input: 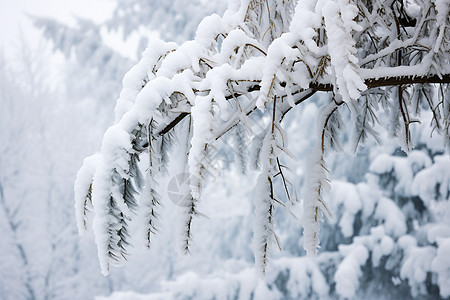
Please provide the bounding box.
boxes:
[105,117,450,299]
[412,155,450,209]
[76,0,450,277]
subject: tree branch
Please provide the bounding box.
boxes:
[312,74,450,92]
[156,74,450,137]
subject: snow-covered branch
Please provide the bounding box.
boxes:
[75,0,450,274]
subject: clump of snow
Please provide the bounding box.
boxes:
[400,246,436,297]
[369,226,394,267]
[356,182,378,218]
[374,197,407,237]
[329,181,362,237]
[322,0,366,102]
[369,154,415,196]
[335,244,369,299]
[115,39,178,121]
[412,155,450,205]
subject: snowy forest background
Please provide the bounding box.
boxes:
[1,0,450,299]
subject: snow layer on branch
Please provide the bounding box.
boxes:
[324,175,381,245]
[289,0,322,52]
[253,136,276,273]
[188,94,214,199]
[329,222,402,298]
[157,41,205,78]
[195,14,227,48]
[253,172,275,275]
[114,39,178,121]
[322,0,366,102]
[258,34,306,110]
[117,69,196,135]
[252,125,281,274]
[258,0,321,110]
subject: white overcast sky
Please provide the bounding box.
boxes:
[0,0,114,55]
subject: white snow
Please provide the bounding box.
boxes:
[322,0,367,102]
[335,244,369,299]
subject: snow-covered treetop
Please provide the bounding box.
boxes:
[75,0,450,275]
